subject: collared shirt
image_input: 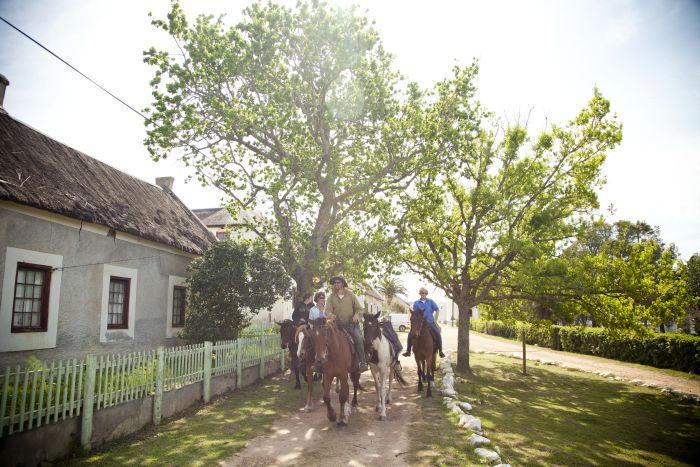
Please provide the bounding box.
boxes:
[413,298,439,323]
[309,305,325,320]
[326,289,363,324]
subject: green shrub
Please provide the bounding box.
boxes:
[472,320,700,373]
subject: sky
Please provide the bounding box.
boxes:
[1,0,699,305]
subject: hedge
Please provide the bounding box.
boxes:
[470,319,700,374]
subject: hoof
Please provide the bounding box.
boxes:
[303,406,312,413]
[426,394,433,399]
[378,415,387,421]
[294,385,301,390]
[352,400,358,408]
[386,399,391,405]
[328,413,337,422]
[337,421,348,427]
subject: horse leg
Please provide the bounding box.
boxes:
[370,365,381,412]
[416,356,424,393]
[386,361,394,406]
[351,372,359,407]
[338,376,350,427]
[378,365,387,421]
[426,351,436,398]
[304,363,314,412]
[323,371,336,422]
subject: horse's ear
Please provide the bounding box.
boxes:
[374,311,380,319]
[275,320,283,326]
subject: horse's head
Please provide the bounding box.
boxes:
[276,319,295,349]
[309,318,329,366]
[409,309,425,338]
[363,311,382,348]
[295,323,313,361]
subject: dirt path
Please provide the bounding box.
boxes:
[222,357,422,467]
[442,326,700,397]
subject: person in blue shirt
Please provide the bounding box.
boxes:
[403,287,445,358]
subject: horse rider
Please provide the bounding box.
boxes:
[403,287,445,358]
[309,291,326,320]
[325,276,369,372]
[292,292,314,325]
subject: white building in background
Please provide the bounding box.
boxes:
[193,207,293,323]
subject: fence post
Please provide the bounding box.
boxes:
[80,355,96,450]
[153,346,164,425]
[259,335,265,380]
[203,342,212,403]
[236,338,242,389]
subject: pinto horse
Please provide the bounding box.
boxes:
[363,312,407,420]
[409,310,437,398]
[295,323,317,412]
[276,319,305,389]
[310,318,361,426]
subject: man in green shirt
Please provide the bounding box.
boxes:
[325,276,368,372]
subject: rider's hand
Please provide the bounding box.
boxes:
[352,314,359,324]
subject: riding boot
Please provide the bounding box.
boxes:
[402,334,412,357]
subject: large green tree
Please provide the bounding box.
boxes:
[183,239,291,342]
[144,1,427,296]
[400,64,623,372]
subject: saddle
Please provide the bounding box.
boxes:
[338,325,360,370]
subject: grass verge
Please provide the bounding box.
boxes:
[60,373,301,467]
[411,352,700,466]
[470,331,700,382]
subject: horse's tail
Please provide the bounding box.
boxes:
[393,363,408,387]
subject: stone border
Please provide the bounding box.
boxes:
[438,352,511,466]
[472,349,700,405]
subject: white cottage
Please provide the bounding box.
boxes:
[0,75,215,367]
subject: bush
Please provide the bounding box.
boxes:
[471,319,700,373]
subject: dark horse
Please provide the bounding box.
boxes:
[277,319,305,389]
[310,318,361,426]
[363,312,407,420]
[409,310,437,398]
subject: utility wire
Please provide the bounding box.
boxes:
[0,15,152,124]
[53,254,161,272]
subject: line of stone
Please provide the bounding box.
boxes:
[439,352,511,466]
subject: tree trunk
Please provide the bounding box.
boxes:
[294,269,314,301]
[456,305,472,373]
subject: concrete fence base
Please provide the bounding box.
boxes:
[0,359,282,467]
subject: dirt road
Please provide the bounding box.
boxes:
[440,326,700,397]
[222,356,422,467]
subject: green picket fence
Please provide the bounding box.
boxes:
[0,334,284,441]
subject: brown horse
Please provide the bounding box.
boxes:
[309,318,361,426]
[276,319,304,389]
[409,310,436,398]
[294,323,317,412]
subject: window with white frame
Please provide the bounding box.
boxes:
[107,277,130,329]
[12,263,52,332]
[172,286,186,327]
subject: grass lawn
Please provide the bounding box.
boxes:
[59,374,302,467]
[470,330,700,382]
[410,352,700,466]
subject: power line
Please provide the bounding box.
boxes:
[0,15,152,124]
[53,254,161,272]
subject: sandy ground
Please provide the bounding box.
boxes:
[221,354,422,467]
[444,326,700,397]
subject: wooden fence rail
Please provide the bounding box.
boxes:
[0,328,285,447]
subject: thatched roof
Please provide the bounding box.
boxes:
[0,112,214,255]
